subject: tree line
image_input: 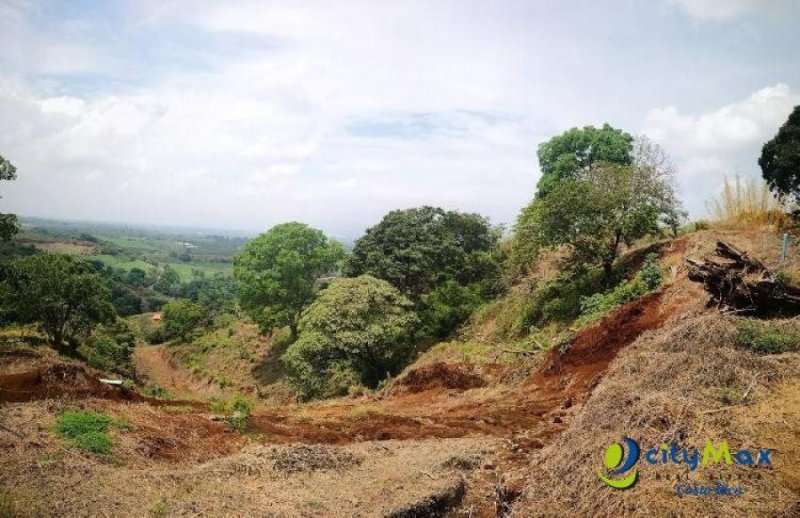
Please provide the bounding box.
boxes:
[1,107,798,397]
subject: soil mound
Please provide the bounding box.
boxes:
[392,361,486,394]
[0,363,142,403]
[528,292,673,405]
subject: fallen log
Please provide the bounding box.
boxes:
[685,241,800,316]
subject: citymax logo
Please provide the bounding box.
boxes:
[598,437,774,490]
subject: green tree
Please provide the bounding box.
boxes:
[0,154,19,241]
[344,207,501,302]
[162,299,206,341]
[759,105,800,201]
[2,254,115,348]
[85,323,135,376]
[234,222,344,339]
[153,265,181,296]
[282,275,417,400]
[418,280,483,339]
[515,139,683,277]
[536,124,633,197]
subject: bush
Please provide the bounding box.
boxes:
[86,337,132,373]
[83,320,136,376]
[577,255,662,325]
[283,275,417,400]
[639,253,663,290]
[146,326,167,345]
[735,320,800,354]
[209,394,253,432]
[162,299,206,341]
[419,281,483,339]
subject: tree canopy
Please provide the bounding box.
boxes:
[0,154,19,241]
[282,275,417,400]
[1,254,115,348]
[535,124,634,198]
[759,105,800,201]
[344,206,501,302]
[515,137,683,276]
[162,299,206,341]
[234,222,344,338]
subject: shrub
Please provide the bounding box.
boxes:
[419,280,483,339]
[639,253,663,290]
[142,384,171,400]
[83,320,136,376]
[283,275,417,400]
[162,299,206,341]
[146,326,166,345]
[210,394,253,432]
[735,320,800,354]
[577,256,663,326]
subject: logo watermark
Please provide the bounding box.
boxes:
[598,437,774,495]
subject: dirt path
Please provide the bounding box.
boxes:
[133,345,209,401]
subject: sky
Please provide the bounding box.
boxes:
[0,0,798,238]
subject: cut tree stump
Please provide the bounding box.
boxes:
[685,241,800,315]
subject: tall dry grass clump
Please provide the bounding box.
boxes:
[707,175,792,229]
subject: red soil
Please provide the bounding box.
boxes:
[247,292,674,444]
[1,291,675,449]
[0,364,143,404]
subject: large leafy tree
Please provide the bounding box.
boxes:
[759,105,800,201]
[0,154,19,241]
[344,207,501,302]
[162,299,206,341]
[234,222,344,339]
[536,124,633,198]
[2,254,115,348]
[282,275,417,399]
[515,137,683,277]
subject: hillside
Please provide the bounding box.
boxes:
[1,229,798,516]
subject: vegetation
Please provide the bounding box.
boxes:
[0,154,19,241]
[209,394,253,432]
[345,207,502,302]
[344,206,502,339]
[735,319,800,354]
[54,411,129,455]
[235,222,344,339]
[759,105,800,202]
[78,319,138,377]
[577,253,662,325]
[707,175,791,228]
[535,124,633,198]
[418,280,483,339]
[283,275,417,399]
[1,254,115,348]
[162,299,207,341]
[515,138,684,276]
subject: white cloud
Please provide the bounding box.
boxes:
[643,84,798,216]
[0,1,798,234]
[670,0,797,21]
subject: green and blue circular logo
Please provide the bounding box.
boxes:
[598,437,640,489]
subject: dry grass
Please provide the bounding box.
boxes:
[513,311,800,517]
[706,175,793,229]
[0,407,488,518]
